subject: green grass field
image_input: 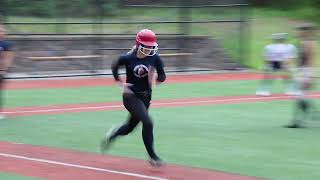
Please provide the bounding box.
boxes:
[5,80,264,107]
[4,79,320,108]
[1,78,320,180]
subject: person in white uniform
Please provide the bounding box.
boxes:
[256,33,298,96]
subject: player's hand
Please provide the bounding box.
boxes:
[117,82,134,94]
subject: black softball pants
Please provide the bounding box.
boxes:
[112,92,159,159]
[0,74,4,112]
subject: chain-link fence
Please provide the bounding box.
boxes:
[0,0,251,78]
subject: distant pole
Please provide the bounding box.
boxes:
[93,0,104,35]
[178,0,191,36]
[177,0,191,69]
[49,0,55,34]
[54,1,66,34]
[0,0,8,24]
[91,0,106,73]
[239,3,251,67]
[239,5,244,65]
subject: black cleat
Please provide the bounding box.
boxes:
[100,138,112,154]
[100,126,118,154]
[284,124,304,128]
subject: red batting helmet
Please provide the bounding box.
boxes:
[136,29,158,46]
[135,29,158,56]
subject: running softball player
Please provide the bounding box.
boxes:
[0,25,14,119]
[101,29,166,166]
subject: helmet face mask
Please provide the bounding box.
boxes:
[136,29,158,56]
[138,44,158,56]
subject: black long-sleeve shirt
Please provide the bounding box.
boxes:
[112,53,166,93]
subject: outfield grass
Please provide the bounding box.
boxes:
[1,79,320,180]
[0,173,43,180]
[1,101,320,180]
[4,79,320,108]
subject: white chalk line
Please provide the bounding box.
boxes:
[0,152,169,180]
[3,94,320,115]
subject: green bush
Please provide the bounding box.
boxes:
[7,0,53,17]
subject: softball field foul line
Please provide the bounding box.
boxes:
[3,94,320,115]
[0,153,169,180]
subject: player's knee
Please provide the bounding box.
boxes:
[119,125,133,136]
[298,100,309,112]
[142,119,153,129]
[122,131,130,136]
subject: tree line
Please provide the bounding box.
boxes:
[1,0,319,19]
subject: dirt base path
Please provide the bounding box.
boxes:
[4,73,267,90]
[0,141,265,180]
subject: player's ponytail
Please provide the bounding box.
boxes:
[127,45,137,55]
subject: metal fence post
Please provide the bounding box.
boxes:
[54,1,66,34]
[177,0,191,69]
[91,0,106,73]
[0,0,8,24]
[239,2,251,68]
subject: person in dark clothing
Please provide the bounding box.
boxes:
[285,24,316,128]
[101,29,166,166]
[0,25,14,119]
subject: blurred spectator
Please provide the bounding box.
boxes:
[0,25,14,119]
[285,24,317,128]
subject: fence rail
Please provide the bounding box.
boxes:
[4,20,242,25]
[126,4,249,8]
